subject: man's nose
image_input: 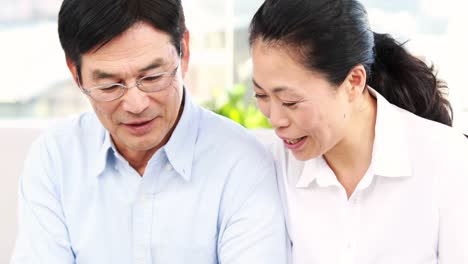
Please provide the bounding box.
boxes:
[120,85,150,114]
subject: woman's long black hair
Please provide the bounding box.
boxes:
[249,0,452,126]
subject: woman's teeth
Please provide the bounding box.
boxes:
[286,137,303,144]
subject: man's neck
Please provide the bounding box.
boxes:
[115,89,186,176]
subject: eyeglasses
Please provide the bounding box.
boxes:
[80,59,180,102]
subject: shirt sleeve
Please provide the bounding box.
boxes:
[10,136,75,264]
[437,136,468,263]
[217,148,289,264]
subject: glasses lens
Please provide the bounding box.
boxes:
[90,84,124,102]
[139,74,173,92]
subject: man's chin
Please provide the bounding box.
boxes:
[127,140,162,152]
[113,135,164,154]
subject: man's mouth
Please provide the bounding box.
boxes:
[126,120,152,127]
[122,118,157,135]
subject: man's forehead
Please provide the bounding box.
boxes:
[81,35,177,76]
[86,55,173,80]
[86,23,175,58]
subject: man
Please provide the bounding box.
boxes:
[10,0,287,263]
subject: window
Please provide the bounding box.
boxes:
[0,0,465,133]
[362,0,467,133]
[0,0,264,120]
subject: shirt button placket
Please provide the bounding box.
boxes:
[340,195,360,264]
[134,193,153,264]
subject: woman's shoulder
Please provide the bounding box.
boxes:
[398,107,468,163]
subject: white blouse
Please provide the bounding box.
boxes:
[269,89,468,264]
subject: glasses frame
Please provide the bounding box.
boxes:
[79,57,181,102]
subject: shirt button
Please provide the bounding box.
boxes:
[140,195,148,203]
[347,241,356,249]
[349,198,359,207]
[165,163,173,171]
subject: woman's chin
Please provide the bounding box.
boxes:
[291,151,318,161]
[289,141,321,161]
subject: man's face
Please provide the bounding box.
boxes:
[68,22,190,159]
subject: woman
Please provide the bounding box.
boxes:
[249,0,468,263]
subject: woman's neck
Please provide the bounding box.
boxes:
[324,89,377,199]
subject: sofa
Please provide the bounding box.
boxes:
[0,124,44,263]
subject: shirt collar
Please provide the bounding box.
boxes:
[293,86,412,189]
[93,128,113,177]
[295,155,340,188]
[161,88,199,181]
[92,87,200,181]
[368,87,412,178]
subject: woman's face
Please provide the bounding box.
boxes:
[252,40,354,161]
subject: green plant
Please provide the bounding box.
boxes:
[204,84,271,129]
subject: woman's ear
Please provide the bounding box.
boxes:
[344,64,367,102]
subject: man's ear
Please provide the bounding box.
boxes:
[180,30,190,78]
[66,57,80,86]
[344,64,367,102]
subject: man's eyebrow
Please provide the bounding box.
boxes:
[91,58,167,81]
[138,58,165,72]
[92,70,117,81]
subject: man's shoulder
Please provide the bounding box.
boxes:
[197,108,269,155]
[23,112,106,186]
[38,112,105,153]
[195,109,278,197]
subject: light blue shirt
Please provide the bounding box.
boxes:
[11,92,288,264]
